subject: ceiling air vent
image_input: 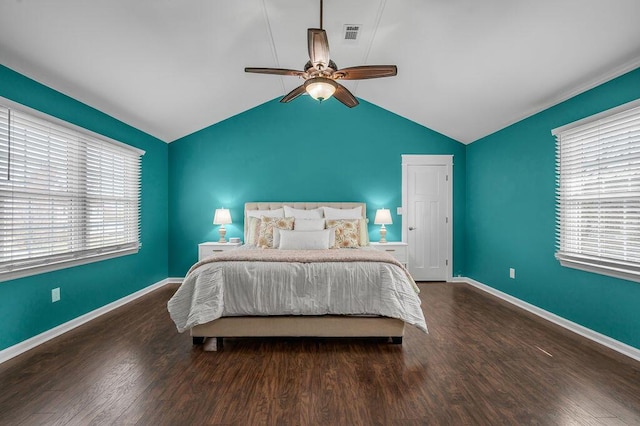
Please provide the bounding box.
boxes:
[343,24,361,43]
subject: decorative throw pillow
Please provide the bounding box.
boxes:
[326,219,360,248]
[358,218,370,246]
[289,227,335,247]
[257,216,294,248]
[272,227,285,248]
[275,222,327,247]
[328,227,336,248]
[278,229,331,250]
[245,216,262,245]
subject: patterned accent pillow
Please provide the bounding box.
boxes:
[257,216,295,248]
[326,219,360,248]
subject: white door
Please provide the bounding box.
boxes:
[402,155,452,281]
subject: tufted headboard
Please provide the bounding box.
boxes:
[244,202,367,236]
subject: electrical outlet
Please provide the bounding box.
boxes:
[397,207,403,215]
[51,287,60,303]
[509,268,516,279]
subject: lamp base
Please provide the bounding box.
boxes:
[379,226,387,244]
[218,227,227,243]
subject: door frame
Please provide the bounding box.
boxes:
[401,154,453,282]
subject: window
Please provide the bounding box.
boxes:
[0,101,144,282]
[0,106,8,180]
[553,99,640,282]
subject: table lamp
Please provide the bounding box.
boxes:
[374,208,392,243]
[213,208,232,243]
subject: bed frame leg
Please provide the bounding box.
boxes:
[391,336,403,344]
[192,336,205,345]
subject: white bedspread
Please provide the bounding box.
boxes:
[167,246,428,334]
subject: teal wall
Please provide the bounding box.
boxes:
[169,97,466,277]
[465,67,640,349]
[0,65,169,352]
[3,59,638,355]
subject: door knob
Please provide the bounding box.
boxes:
[409,226,416,230]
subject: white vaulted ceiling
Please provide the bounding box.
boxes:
[1,0,639,143]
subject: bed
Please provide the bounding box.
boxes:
[167,202,427,350]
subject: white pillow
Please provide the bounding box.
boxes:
[274,227,333,248]
[322,206,363,220]
[245,216,261,245]
[358,218,370,246]
[278,229,331,250]
[328,227,336,248]
[273,227,282,248]
[246,208,284,218]
[294,218,325,231]
[283,206,324,219]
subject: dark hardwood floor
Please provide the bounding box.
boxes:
[1,282,639,425]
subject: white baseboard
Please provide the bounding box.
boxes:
[0,278,174,365]
[6,276,637,365]
[450,277,640,363]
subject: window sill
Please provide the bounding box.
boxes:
[557,256,640,284]
[0,248,140,283]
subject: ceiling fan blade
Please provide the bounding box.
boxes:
[308,28,330,69]
[245,67,305,77]
[334,65,397,80]
[333,84,359,108]
[280,85,307,103]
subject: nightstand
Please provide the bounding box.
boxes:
[370,242,408,268]
[198,241,242,260]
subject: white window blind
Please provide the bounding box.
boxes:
[0,106,8,180]
[553,99,640,282]
[0,102,143,281]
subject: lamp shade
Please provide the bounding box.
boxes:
[304,77,338,101]
[213,208,232,225]
[374,208,392,225]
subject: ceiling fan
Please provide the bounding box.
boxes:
[244,0,397,108]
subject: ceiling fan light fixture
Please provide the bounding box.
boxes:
[304,77,337,102]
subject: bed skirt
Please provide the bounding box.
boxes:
[190,315,405,349]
